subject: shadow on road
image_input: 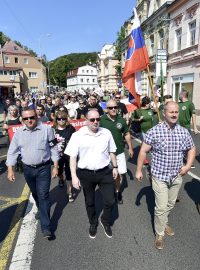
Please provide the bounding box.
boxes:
[0,200,28,243]
[135,185,155,233]
[0,159,7,175]
[50,185,81,233]
[184,179,200,214]
[95,189,119,226]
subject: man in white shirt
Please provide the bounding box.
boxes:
[65,109,118,239]
[65,94,79,119]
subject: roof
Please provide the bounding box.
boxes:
[2,40,30,56]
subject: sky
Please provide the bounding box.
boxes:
[1,0,136,61]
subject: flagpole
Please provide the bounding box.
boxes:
[146,66,161,122]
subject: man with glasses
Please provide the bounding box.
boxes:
[65,109,118,239]
[114,93,129,125]
[84,94,104,116]
[100,100,133,204]
[6,108,59,239]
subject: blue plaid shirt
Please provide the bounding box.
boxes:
[144,122,194,182]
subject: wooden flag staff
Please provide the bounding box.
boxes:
[146,65,161,122]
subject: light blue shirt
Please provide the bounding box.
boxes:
[6,122,59,166]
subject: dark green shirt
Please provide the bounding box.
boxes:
[100,114,129,155]
[133,108,154,133]
[178,101,195,129]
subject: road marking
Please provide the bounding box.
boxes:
[0,197,23,211]
[0,155,7,159]
[9,195,38,270]
[188,171,200,181]
[0,184,30,270]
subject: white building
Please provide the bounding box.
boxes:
[66,65,98,94]
[96,44,119,93]
[167,0,200,114]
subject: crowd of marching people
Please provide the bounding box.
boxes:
[3,88,199,249]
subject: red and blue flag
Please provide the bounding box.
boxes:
[122,8,149,107]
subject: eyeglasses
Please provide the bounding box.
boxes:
[107,106,118,110]
[22,116,36,121]
[88,118,100,122]
[57,118,67,121]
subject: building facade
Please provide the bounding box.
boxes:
[0,40,46,98]
[96,44,119,93]
[66,65,98,94]
[167,0,200,114]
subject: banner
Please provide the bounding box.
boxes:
[8,119,87,141]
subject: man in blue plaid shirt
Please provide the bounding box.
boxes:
[136,101,196,250]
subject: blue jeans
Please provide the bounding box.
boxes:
[23,164,51,232]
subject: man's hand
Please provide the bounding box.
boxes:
[128,148,134,158]
[179,165,191,176]
[72,175,81,190]
[194,128,200,135]
[135,171,143,182]
[112,168,118,180]
[7,169,15,182]
[52,167,58,178]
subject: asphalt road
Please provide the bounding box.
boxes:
[0,132,200,270]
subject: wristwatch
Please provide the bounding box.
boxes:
[113,166,118,168]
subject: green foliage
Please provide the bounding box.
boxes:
[0,32,9,46]
[14,40,37,57]
[114,27,125,78]
[49,52,97,87]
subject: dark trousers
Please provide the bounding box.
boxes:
[77,167,115,226]
[23,164,51,232]
[58,155,71,180]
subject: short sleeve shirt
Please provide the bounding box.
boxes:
[144,122,194,182]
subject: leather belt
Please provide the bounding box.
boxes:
[78,166,109,173]
[23,160,51,168]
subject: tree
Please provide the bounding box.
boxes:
[114,26,126,79]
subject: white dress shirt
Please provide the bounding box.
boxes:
[65,126,116,170]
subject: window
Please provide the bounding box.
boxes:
[24,58,28,64]
[4,56,10,64]
[29,72,37,78]
[150,35,154,54]
[92,79,95,83]
[86,70,89,73]
[189,20,196,45]
[159,30,164,49]
[4,70,7,75]
[0,70,3,75]
[80,78,83,83]
[14,46,18,51]
[30,87,38,93]
[87,78,89,83]
[15,57,19,63]
[176,28,182,50]
[91,70,93,74]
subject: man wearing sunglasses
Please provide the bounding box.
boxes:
[6,108,59,239]
[114,93,129,124]
[65,109,118,239]
[100,100,134,204]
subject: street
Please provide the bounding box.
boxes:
[0,132,200,270]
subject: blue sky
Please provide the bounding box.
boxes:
[1,0,135,60]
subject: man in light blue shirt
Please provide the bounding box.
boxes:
[6,108,59,239]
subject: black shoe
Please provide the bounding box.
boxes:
[89,224,98,239]
[117,192,123,204]
[100,220,112,238]
[58,179,64,187]
[43,230,52,239]
[35,211,40,220]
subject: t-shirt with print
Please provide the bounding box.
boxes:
[178,101,195,129]
[54,125,76,157]
[133,108,154,133]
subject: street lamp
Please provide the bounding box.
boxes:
[38,33,51,95]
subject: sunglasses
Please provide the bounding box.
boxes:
[115,97,120,99]
[88,118,100,122]
[57,118,67,121]
[107,106,118,110]
[22,116,36,121]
